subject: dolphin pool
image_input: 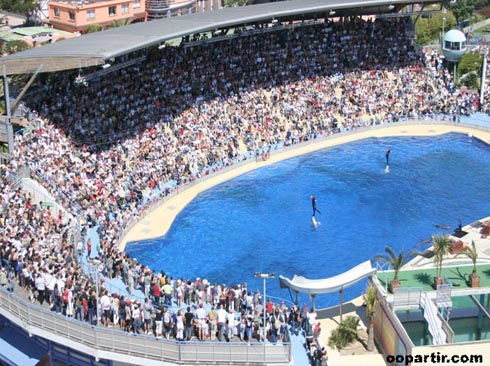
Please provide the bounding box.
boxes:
[126,133,490,308]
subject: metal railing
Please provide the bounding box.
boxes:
[392,287,422,310]
[0,288,291,365]
[420,291,446,345]
[390,287,455,345]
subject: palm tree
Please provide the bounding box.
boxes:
[224,0,250,6]
[111,19,133,28]
[372,246,418,292]
[328,316,359,350]
[458,240,480,287]
[86,24,104,33]
[432,234,452,287]
[363,284,378,351]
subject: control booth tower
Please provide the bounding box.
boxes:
[441,29,468,81]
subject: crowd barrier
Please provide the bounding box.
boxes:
[0,287,292,365]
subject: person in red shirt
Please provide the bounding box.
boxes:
[152,282,161,305]
[266,299,273,315]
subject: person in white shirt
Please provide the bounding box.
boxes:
[307,308,317,334]
[195,303,207,341]
[132,301,142,333]
[65,286,74,317]
[44,271,55,303]
[35,273,46,305]
[100,290,112,327]
[227,308,237,341]
[217,305,227,341]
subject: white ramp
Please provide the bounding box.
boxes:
[420,292,446,345]
[279,260,375,295]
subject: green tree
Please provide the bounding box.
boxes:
[449,0,476,23]
[432,234,452,283]
[459,240,479,273]
[110,19,133,28]
[363,285,378,352]
[0,0,39,24]
[458,52,482,88]
[415,12,457,45]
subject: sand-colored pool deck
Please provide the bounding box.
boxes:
[119,122,490,250]
[119,121,490,366]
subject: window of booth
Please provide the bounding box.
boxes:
[87,9,95,20]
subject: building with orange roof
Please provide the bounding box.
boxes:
[47,0,148,33]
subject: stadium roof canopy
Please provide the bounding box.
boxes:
[0,0,445,75]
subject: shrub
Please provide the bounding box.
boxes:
[2,40,30,55]
[328,316,360,350]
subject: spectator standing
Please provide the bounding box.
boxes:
[175,309,185,341]
[195,303,207,341]
[208,306,217,341]
[143,297,153,334]
[217,305,227,342]
[100,290,112,326]
[184,306,194,341]
[35,273,46,305]
[0,267,8,287]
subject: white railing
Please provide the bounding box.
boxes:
[0,288,291,365]
[436,283,453,308]
[391,287,453,346]
[420,291,446,345]
[392,287,422,310]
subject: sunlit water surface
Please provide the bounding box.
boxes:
[127,133,490,308]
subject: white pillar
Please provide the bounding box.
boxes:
[480,48,488,110]
[2,65,13,154]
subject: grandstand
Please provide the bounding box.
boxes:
[0,0,487,365]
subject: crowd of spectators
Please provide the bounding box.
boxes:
[0,16,485,348]
[478,50,490,114]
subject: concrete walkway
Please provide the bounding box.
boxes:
[315,296,386,366]
[406,216,490,270]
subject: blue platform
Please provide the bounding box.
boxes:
[0,316,46,366]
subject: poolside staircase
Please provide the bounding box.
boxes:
[419,291,446,345]
[391,287,454,345]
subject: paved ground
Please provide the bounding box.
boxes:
[0,12,25,27]
[315,296,386,366]
[406,217,490,270]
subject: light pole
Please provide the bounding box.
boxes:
[442,17,447,43]
[254,272,275,342]
[90,259,102,326]
[480,48,488,111]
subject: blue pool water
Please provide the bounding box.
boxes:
[126,133,490,308]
